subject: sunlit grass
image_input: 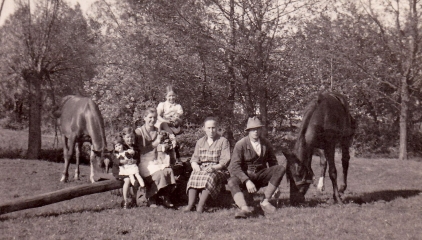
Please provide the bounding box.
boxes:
[1,157,421,239]
[1,128,422,239]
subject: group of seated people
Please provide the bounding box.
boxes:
[112,86,286,219]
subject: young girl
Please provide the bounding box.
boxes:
[115,127,145,209]
[156,86,184,147]
[115,139,144,186]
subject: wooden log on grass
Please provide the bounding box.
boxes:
[0,180,123,215]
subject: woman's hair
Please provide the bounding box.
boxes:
[165,85,176,96]
[143,107,157,118]
[203,116,219,127]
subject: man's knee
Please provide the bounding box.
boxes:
[227,177,241,187]
[227,177,242,193]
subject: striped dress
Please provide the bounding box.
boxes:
[187,135,231,199]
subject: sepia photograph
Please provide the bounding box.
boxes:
[0,0,421,239]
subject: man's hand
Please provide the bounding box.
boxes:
[191,162,201,172]
[246,180,257,193]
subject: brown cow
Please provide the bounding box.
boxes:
[54,95,110,183]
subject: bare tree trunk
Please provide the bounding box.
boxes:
[399,76,409,160]
[25,70,42,159]
[0,0,5,19]
[259,87,268,137]
[227,0,236,124]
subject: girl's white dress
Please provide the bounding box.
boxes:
[155,101,183,129]
[116,151,139,176]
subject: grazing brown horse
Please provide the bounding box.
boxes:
[283,92,355,204]
[54,95,109,183]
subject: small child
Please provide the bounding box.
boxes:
[146,131,172,175]
[115,139,144,186]
[115,127,145,209]
[156,85,184,148]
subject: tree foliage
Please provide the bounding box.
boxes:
[2,0,422,159]
[0,0,96,158]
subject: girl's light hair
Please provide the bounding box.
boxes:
[121,127,135,136]
[165,85,176,96]
[143,107,157,118]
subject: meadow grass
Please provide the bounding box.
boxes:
[1,128,422,239]
[0,157,421,240]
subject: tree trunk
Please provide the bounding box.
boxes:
[259,87,268,138]
[399,76,409,160]
[25,70,42,159]
[227,0,236,124]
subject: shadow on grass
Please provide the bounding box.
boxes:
[343,189,421,205]
[284,189,422,207]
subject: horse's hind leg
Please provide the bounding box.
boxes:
[339,139,351,194]
[74,141,82,180]
[317,149,327,192]
[325,144,343,204]
[61,135,75,182]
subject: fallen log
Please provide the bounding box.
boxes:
[0,179,123,215]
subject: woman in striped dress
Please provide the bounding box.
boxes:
[183,117,231,213]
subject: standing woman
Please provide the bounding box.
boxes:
[184,117,231,213]
[136,107,176,208]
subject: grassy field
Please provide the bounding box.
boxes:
[1,129,422,239]
[1,158,421,239]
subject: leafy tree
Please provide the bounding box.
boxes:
[0,0,96,158]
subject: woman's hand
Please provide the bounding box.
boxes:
[191,162,201,172]
[206,166,215,173]
[157,133,164,142]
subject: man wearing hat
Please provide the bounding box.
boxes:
[227,116,285,218]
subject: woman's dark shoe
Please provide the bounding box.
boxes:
[162,196,174,208]
[148,197,158,208]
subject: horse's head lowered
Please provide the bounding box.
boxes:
[282,150,314,196]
